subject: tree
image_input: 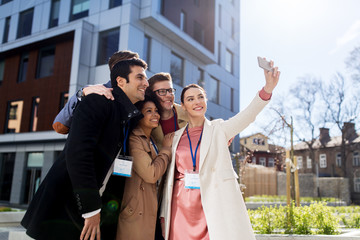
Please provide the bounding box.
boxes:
[346,46,360,84]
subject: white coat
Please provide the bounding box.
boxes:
[160,93,269,240]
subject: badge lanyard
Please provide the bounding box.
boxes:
[186,126,203,172]
[173,108,178,132]
[122,123,130,156]
[113,123,133,177]
[150,138,159,155]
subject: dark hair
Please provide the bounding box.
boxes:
[134,94,163,116]
[145,72,172,95]
[180,84,206,103]
[110,58,147,87]
[108,50,140,70]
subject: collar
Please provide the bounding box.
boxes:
[131,126,148,138]
[112,86,141,120]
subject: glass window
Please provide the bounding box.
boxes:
[60,92,69,110]
[207,76,219,104]
[0,153,15,201]
[268,158,274,167]
[30,97,40,132]
[0,59,4,85]
[297,156,303,169]
[230,88,234,111]
[225,49,233,73]
[218,41,221,64]
[17,8,34,39]
[180,11,186,31]
[23,152,44,204]
[97,28,119,66]
[193,21,204,44]
[18,52,29,83]
[70,0,89,21]
[336,152,341,167]
[2,16,10,43]
[218,5,222,28]
[307,156,312,169]
[195,68,204,88]
[319,154,327,168]
[252,156,256,164]
[353,152,360,167]
[5,100,23,133]
[36,46,55,78]
[49,0,60,28]
[355,178,360,193]
[1,0,13,5]
[109,0,122,8]
[170,52,184,86]
[143,35,151,69]
[259,157,266,166]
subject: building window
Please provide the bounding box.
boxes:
[218,5,222,28]
[353,152,360,167]
[29,97,40,132]
[97,28,120,66]
[5,100,23,133]
[207,76,219,104]
[70,0,89,21]
[225,49,233,73]
[231,17,235,39]
[354,177,360,193]
[230,88,234,111]
[196,68,204,88]
[49,0,60,28]
[336,152,341,167]
[109,0,122,8]
[252,156,256,164]
[259,157,266,166]
[297,156,303,169]
[180,11,186,31]
[1,0,13,4]
[17,8,34,39]
[23,152,44,204]
[143,35,151,69]
[0,59,4,85]
[2,16,10,43]
[36,46,55,78]
[253,138,265,145]
[319,154,327,168]
[218,41,221,64]
[18,52,29,83]
[170,52,184,86]
[0,153,15,201]
[193,21,204,45]
[60,92,69,110]
[307,156,312,169]
[268,158,274,167]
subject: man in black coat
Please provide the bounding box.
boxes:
[21,58,149,240]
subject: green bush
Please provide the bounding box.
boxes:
[245,195,341,203]
[342,214,360,228]
[0,207,12,212]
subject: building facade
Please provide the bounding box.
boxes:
[293,124,360,203]
[0,0,240,206]
[239,133,284,171]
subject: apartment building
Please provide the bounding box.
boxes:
[0,0,240,206]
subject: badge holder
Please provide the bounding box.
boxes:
[184,170,200,189]
[113,155,133,177]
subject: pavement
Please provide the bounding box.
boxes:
[0,225,26,240]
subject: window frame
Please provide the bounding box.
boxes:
[353,152,360,167]
[2,16,10,43]
[319,153,327,168]
[49,0,60,28]
[17,8,34,39]
[96,28,120,66]
[297,156,303,169]
[36,46,55,79]
[170,52,184,86]
[70,0,90,21]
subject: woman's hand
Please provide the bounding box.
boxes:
[162,133,175,148]
[83,85,114,100]
[263,59,280,94]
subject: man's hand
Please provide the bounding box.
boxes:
[80,213,101,240]
[83,85,114,100]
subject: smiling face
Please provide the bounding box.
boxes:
[138,101,160,131]
[118,65,148,104]
[152,80,175,112]
[181,87,207,119]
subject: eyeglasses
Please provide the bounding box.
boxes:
[154,88,176,96]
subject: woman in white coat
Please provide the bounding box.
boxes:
[160,61,280,240]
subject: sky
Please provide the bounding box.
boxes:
[239,0,360,141]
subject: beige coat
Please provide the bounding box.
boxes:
[151,103,188,149]
[116,127,171,240]
[160,93,269,240]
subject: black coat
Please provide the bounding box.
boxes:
[21,87,142,240]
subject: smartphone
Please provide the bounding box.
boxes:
[257,57,273,72]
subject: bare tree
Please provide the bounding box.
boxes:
[321,73,359,176]
[346,46,360,84]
